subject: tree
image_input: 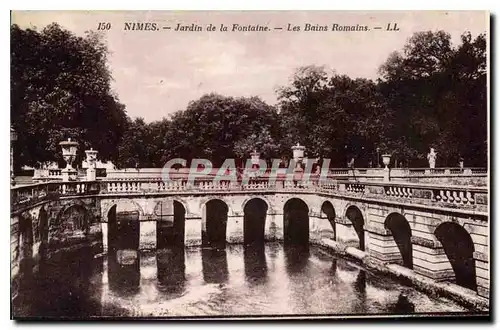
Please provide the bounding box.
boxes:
[163,93,279,167]
[11,23,128,169]
[278,66,390,167]
[378,30,487,166]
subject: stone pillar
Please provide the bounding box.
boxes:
[226,215,244,244]
[474,251,489,298]
[139,220,156,250]
[334,216,359,247]
[365,224,402,264]
[382,154,391,182]
[85,148,98,181]
[309,212,334,243]
[101,222,108,252]
[411,237,455,282]
[185,217,202,246]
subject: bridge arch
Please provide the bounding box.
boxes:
[199,196,234,217]
[283,198,309,245]
[57,204,90,236]
[104,199,144,220]
[345,205,365,251]
[434,222,477,291]
[107,202,140,251]
[320,201,336,240]
[156,200,186,248]
[172,198,190,218]
[241,195,272,214]
[243,197,268,245]
[202,199,229,249]
[384,213,413,269]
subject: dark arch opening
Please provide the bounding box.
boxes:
[435,222,477,291]
[173,201,186,247]
[321,201,336,240]
[38,208,48,257]
[283,198,309,246]
[244,198,268,246]
[203,199,228,249]
[107,205,140,251]
[157,201,186,249]
[107,205,118,252]
[385,213,413,269]
[346,206,365,251]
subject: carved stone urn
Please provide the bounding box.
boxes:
[59,138,79,181]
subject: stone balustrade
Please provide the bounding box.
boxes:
[10,181,100,213]
[11,176,488,215]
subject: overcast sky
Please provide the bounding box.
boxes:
[12,11,488,122]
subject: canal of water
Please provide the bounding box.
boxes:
[15,243,471,318]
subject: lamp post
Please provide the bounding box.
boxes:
[10,127,17,186]
[59,138,79,181]
[85,148,98,181]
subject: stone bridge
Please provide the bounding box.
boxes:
[10,177,489,303]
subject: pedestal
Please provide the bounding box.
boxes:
[383,168,390,182]
[61,168,77,182]
[87,168,96,181]
[101,223,108,252]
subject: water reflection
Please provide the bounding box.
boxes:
[108,249,140,296]
[329,259,338,277]
[202,248,228,284]
[354,269,367,313]
[284,245,310,274]
[244,245,268,285]
[31,246,100,317]
[14,243,469,318]
[157,248,186,296]
[393,291,415,314]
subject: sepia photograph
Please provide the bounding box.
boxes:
[9,10,489,320]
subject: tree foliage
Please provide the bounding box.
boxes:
[378,31,487,166]
[11,23,128,168]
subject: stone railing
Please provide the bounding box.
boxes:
[10,181,101,213]
[338,180,488,211]
[11,177,488,214]
[32,168,87,182]
[32,168,63,181]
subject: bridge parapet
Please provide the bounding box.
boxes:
[334,180,488,213]
[11,177,488,216]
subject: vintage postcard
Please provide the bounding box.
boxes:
[10,10,489,320]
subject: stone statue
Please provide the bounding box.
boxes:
[427,148,437,168]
